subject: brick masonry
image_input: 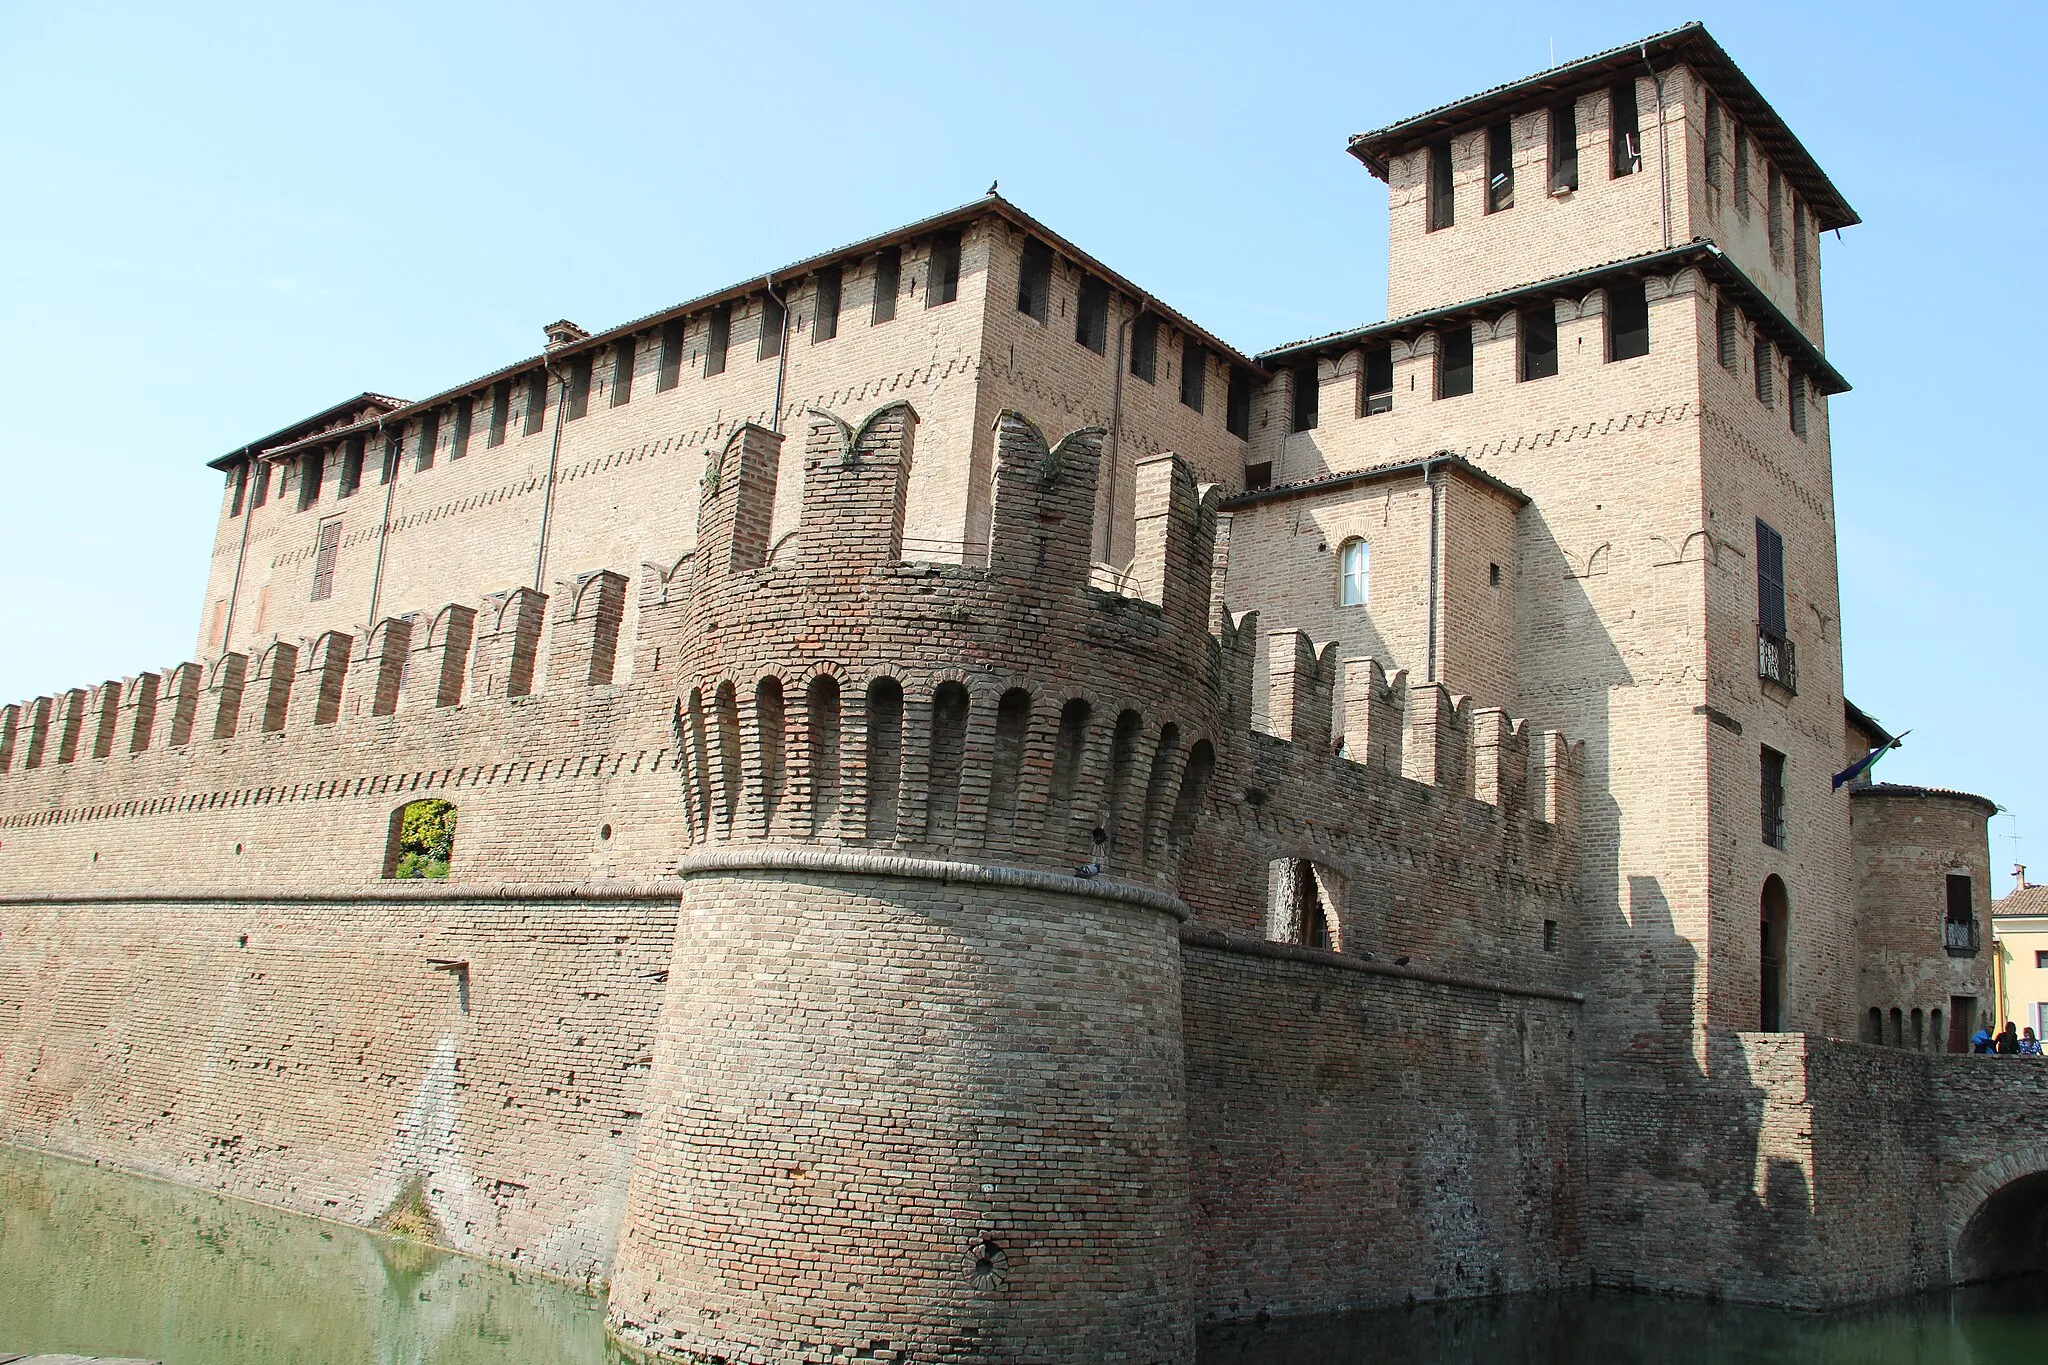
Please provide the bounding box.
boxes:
[3,23,2047,1364]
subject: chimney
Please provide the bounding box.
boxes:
[544,319,589,349]
[2016,864,2029,891]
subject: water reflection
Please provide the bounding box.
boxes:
[0,1146,613,1365]
[1200,1278,2048,1365]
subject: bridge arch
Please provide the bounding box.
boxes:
[1950,1141,2048,1283]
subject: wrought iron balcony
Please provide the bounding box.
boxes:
[1758,628,1797,693]
[1945,919,1981,955]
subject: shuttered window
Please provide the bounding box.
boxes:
[1755,519,1787,637]
[310,519,342,602]
[523,371,547,435]
[452,396,472,458]
[1717,300,1740,371]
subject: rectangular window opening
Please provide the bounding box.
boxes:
[1427,139,1455,231]
[1548,102,1579,194]
[926,232,961,308]
[415,412,439,471]
[1018,239,1052,323]
[310,518,341,602]
[1520,305,1558,381]
[704,305,731,377]
[657,320,685,391]
[1705,96,1724,192]
[1244,461,1273,492]
[379,432,402,484]
[488,381,510,446]
[1946,873,1975,927]
[1733,126,1751,217]
[1130,313,1158,383]
[871,248,900,324]
[251,460,271,508]
[1789,372,1808,438]
[230,462,249,516]
[339,436,364,498]
[451,396,472,458]
[1767,164,1785,256]
[1362,345,1394,415]
[609,337,635,406]
[1436,326,1473,398]
[1761,746,1787,849]
[1793,198,1810,310]
[1717,299,1740,371]
[522,371,547,435]
[1610,80,1641,178]
[1076,275,1108,353]
[1486,120,1514,213]
[565,357,592,421]
[297,451,323,510]
[1226,365,1252,440]
[1606,279,1649,361]
[1290,366,1319,432]
[758,293,785,360]
[1179,336,1207,412]
[1754,337,1775,406]
[813,267,842,343]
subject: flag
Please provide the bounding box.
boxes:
[1833,731,1908,791]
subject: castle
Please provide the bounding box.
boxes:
[3,22,2046,1363]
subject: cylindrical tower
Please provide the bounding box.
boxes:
[607,408,1226,1362]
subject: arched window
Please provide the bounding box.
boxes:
[1338,538,1370,607]
[385,798,456,879]
[1760,875,1789,1031]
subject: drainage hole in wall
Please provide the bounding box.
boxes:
[237,934,248,948]
[599,824,613,841]
[235,844,244,855]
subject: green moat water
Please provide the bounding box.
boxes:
[1,1146,2042,1363]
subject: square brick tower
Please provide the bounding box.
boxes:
[1235,22,1861,1297]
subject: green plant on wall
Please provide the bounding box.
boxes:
[393,799,456,880]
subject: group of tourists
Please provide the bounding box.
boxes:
[1971,1022,2044,1055]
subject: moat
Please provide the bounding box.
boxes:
[2,1147,2042,1365]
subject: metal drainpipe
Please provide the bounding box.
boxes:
[216,450,257,656]
[1642,44,1672,249]
[366,416,398,629]
[1424,454,1443,684]
[763,275,791,433]
[531,357,572,592]
[1099,293,1149,564]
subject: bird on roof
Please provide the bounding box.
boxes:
[987,180,999,196]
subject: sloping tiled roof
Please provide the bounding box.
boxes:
[1995,883,2048,918]
[1345,23,1859,232]
[1219,451,1528,512]
[1851,782,1998,816]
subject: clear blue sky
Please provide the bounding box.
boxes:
[3,2,2042,887]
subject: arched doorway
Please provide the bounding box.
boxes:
[1956,1170,2048,1282]
[1760,875,1789,1031]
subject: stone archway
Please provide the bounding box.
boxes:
[1950,1141,2048,1283]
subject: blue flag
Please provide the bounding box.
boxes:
[1833,731,1907,791]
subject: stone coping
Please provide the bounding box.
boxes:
[676,847,1193,921]
[1180,926,1585,1004]
[0,879,687,906]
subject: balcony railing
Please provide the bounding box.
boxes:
[1945,919,1981,955]
[1758,628,1798,693]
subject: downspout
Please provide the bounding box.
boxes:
[1424,453,1443,683]
[1099,293,1149,563]
[216,450,257,655]
[531,356,572,591]
[763,275,791,433]
[1641,43,1672,249]
[366,416,398,628]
